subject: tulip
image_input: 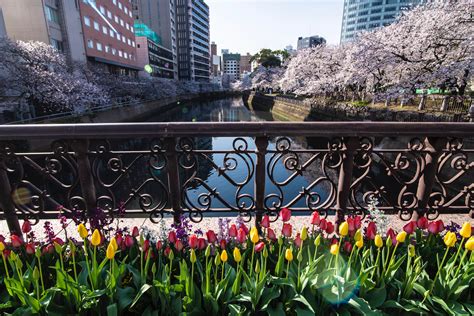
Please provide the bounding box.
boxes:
[106,242,115,260]
[220,250,228,263]
[326,222,335,234]
[417,217,428,229]
[0,241,5,252]
[279,208,291,222]
[355,239,363,249]
[282,223,292,237]
[132,226,139,238]
[168,231,177,244]
[267,228,277,241]
[164,246,171,257]
[260,215,270,228]
[229,224,237,238]
[428,220,444,234]
[175,240,184,252]
[0,241,10,279]
[294,233,302,248]
[301,226,308,241]
[354,229,362,242]
[443,232,457,248]
[21,220,32,234]
[125,235,134,248]
[220,239,227,249]
[25,242,35,255]
[403,221,416,234]
[465,237,474,251]
[386,228,397,246]
[343,241,352,253]
[408,244,415,257]
[285,248,293,262]
[190,249,197,263]
[11,235,22,248]
[188,234,198,249]
[366,222,377,240]
[396,231,407,243]
[91,229,101,246]
[319,218,327,231]
[233,247,242,263]
[156,240,163,250]
[250,227,259,244]
[330,243,339,255]
[77,223,88,239]
[255,241,265,253]
[310,211,320,225]
[375,235,383,248]
[142,240,150,253]
[339,222,349,236]
[198,238,207,250]
[237,228,246,244]
[206,230,217,243]
[460,222,472,239]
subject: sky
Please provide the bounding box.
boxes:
[206,0,344,55]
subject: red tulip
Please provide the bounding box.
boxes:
[282,223,292,237]
[343,241,353,253]
[3,249,11,258]
[156,240,163,250]
[164,246,171,257]
[326,222,334,234]
[220,239,227,250]
[279,208,291,222]
[319,218,327,231]
[331,238,339,245]
[386,228,396,246]
[22,220,32,234]
[198,238,207,250]
[0,235,5,243]
[206,230,217,243]
[11,235,23,248]
[43,244,54,254]
[175,240,184,252]
[240,224,249,235]
[132,226,139,238]
[403,221,416,234]
[347,216,361,233]
[25,242,35,255]
[255,241,265,252]
[143,240,150,253]
[116,234,123,247]
[125,235,134,248]
[417,217,428,230]
[267,228,277,241]
[261,215,270,228]
[310,211,320,225]
[237,228,246,244]
[168,231,177,244]
[294,233,302,248]
[435,220,444,233]
[145,250,154,260]
[428,220,444,234]
[366,222,376,240]
[188,234,198,249]
[229,224,237,238]
[52,237,64,246]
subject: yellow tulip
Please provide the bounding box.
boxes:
[220,250,228,263]
[355,239,363,249]
[0,241,5,252]
[408,244,415,257]
[460,222,472,239]
[396,231,407,243]
[314,234,321,246]
[354,229,362,242]
[250,227,259,244]
[339,222,349,237]
[443,232,457,248]
[375,235,383,248]
[330,243,339,255]
[233,247,242,263]
[77,224,88,239]
[91,229,101,246]
[300,227,308,241]
[106,242,115,260]
[285,248,293,262]
[110,237,118,251]
[465,237,474,251]
[190,249,197,263]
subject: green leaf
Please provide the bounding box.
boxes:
[293,294,315,313]
[117,286,135,312]
[107,303,118,316]
[260,287,281,310]
[363,286,386,308]
[130,284,153,309]
[296,307,315,316]
[347,297,379,315]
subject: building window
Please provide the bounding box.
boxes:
[105,45,110,53]
[45,6,60,24]
[130,26,134,32]
[119,50,123,57]
[114,15,119,23]
[118,2,122,10]
[113,0,117,5]
[132,41,135,47]
[127,38,131,45]
[120,19,124,26]
[124,7,128,14]
[87,39,94,48]
[97,42,102,51]
[122,35,126,43]
[50,38,63,52]
[124,52,128,59]
[99,5,105,14]
[107,10,112,19]
[94,21,99,31]
[126,23,129,30]
[102,25,107,34]
[129,11,132,18]
[116,33,121,40]
[84,16,91,26]
[112,48,116,55]
[109,29,114,37]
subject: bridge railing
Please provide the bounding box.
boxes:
[0,122,473,234]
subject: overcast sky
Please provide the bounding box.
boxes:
[206,0,344,55]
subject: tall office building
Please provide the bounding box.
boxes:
[175,0,210,81]
[239,53,252,76]
[132,0,178,79]
[340,0,423,43]
[297,35,326,50]
[222,53,240,82]
[0,0,86,63]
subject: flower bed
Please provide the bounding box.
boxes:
[0,209,473,315]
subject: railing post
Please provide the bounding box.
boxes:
[71,140,97,217]
[335,137,358,225]
[415,137,447,220]
[255,136,268,230]
[164,137,182,224]
[0,168,21,236]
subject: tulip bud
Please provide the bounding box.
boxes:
[35,247,41,259]
[190,249,197,263]
[91,229,101,246]
[233,247,242,263]
[285,248,293,262]
[214,251,221,266]
[77,224,88,239]
[330,243,339,255]
[21,220,32,234]
[33,266,40,281]
[297,250,303,262]
[106,242,115,260]
[354,229,362,242]
[168,249,174,261]
[220,250,228,263]
[132,226,139,238]
[301,226,308,241]
[110,237,118,251]
[278,236,283,246]
[0,241,5,252]
[314,234,321,247]
[465,237,474,251]
[139,234,144,246]
[375,235,383,248]
[396,231,407,243]
[255,259,260,273]
[205,245,211,257]
[385,236,392,248]
[339,222,349,237]
[250,227,259,244]
[355,239,363,249]
[408,244,415,257]
[152,262,157,275]
[263,245,268,258]
[460,222,472,239]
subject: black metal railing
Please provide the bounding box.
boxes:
[0,122,473,235]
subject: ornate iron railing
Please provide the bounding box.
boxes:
[0,122,473,234]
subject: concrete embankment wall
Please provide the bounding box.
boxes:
[243,92,468,122]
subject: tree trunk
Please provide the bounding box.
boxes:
[418,95,426,111]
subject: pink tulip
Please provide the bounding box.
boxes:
[403,221,416,234]
[294,233,302,248]
[366,222,377,240]
[188,234,198,249]
[229,224,237,238]
[22,220,32,234]
[319,218,328,231]
[260,215,270,228]
[417,217,428,229]
[386,228,397,246]
[132,226,139,238]
[267,228,277,241]
[11,235,22,248]
[156,240,163,250]
[143,240,150,253]
[255,241,265,252]
[198,238,207,250]
[310,211,320,225]
[237,228,246,244]
[343,241,353,253]
[25,242,35,255]
[220,239,227,250]
[282,223,292,237]
[279,208,291,222]
[125,235,134,248]
[206,230,217,243]
[175,240,184,252]
[326,222,334,234]
[168,231,177,244]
